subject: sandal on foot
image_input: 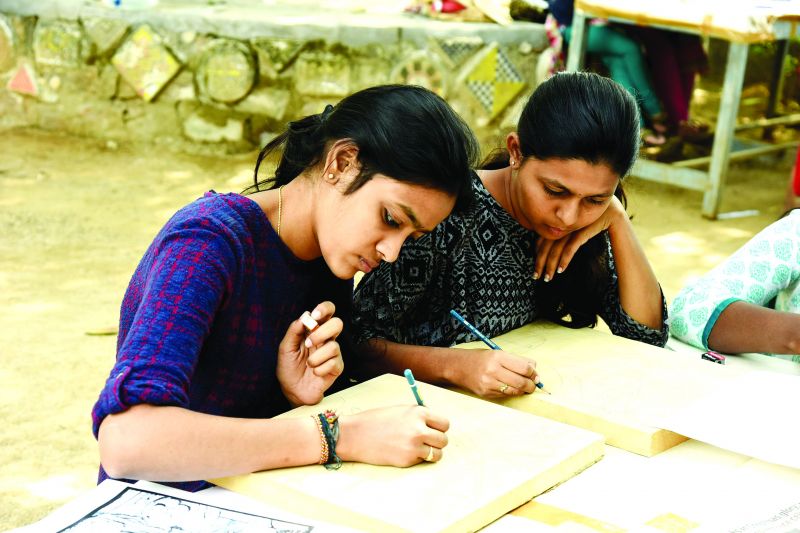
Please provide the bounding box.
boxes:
[643,129,667,147]
[649,112,670,136]
[678,120,710,141]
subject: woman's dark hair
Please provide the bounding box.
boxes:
[484,71,642,330]
[244,85,479,212]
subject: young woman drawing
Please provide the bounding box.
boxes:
[352,72,668,399]
[92,85,478,490]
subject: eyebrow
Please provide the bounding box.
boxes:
[399,204,428,232]
[541,178,614,198]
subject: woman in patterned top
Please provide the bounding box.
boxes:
[92,85,478,490]
[670,208,800,360]
[351,72,668,399]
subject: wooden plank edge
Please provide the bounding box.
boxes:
[444,435,606,533]
[498,395,687,457]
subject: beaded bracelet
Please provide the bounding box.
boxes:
[311,414,329,465]
[319,409,342,470]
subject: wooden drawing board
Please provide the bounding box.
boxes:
[213,374,604,533]
[457,322,800,468]
[457,322,712,457]
[450,322,707,457]
[654,369,800,470]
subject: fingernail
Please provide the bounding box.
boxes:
[543,274,550,283]
[311,309,322,320]
[532,272,539,280]
[304,338,313,348]
[556,267,563,274]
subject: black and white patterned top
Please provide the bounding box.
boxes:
[352,172,668,349]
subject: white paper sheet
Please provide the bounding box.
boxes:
[10,479,358,533]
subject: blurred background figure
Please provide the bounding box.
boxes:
[625,27,710,141]
[785,145,800,214]
[546,0,669,146]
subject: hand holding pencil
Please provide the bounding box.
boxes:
[449,309,549,398]
[335,404,449,466]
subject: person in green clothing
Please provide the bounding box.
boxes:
[670,208,800,361]
[546,0,668,146]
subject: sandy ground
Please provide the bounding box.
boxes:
[0,126,794,530]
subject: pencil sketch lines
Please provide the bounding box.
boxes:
[59,487,313,533]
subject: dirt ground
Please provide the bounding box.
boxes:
[0,124,795,530]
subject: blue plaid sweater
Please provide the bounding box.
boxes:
[92,191,352,491]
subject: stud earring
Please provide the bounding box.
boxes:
[510,159,515,166]
[327,173,334,180]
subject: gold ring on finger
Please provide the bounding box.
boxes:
[499,383,509,394]
[425,446,435,462]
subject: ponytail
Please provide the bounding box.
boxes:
[246,105,334,193]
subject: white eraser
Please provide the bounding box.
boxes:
[300,311,319,331]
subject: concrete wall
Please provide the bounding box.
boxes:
[0,1,549,154]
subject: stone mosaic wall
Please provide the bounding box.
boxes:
[0,5,548,154]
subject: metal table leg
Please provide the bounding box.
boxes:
[566,12,588,71]
[702,42,748,219]
[764,38,789,140]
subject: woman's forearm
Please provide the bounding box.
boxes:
[607,214,663,330]
[98,404,319,481]
[707,301,800,355]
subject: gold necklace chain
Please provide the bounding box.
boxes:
[277,185,284,236]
